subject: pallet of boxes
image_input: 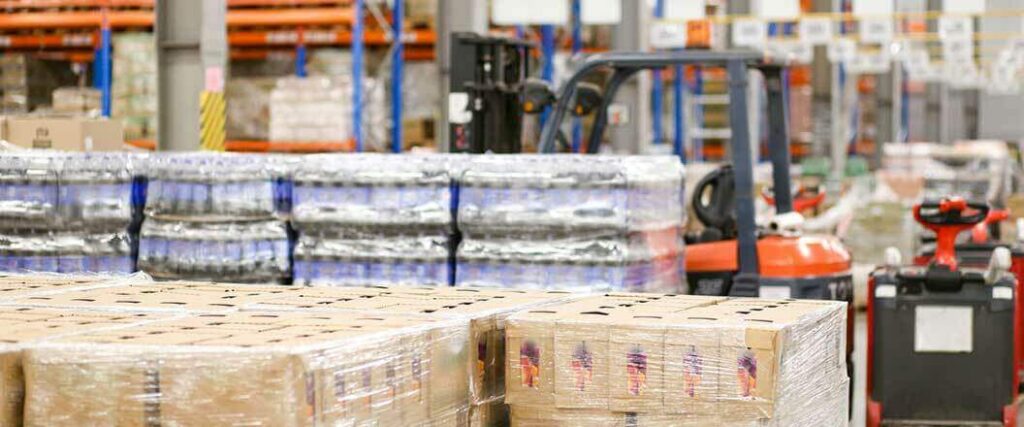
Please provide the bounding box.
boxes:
[0,273,576,426]
[504,294,850,426]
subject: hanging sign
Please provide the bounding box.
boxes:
[938,16,973,41]
[733,19,767,48]
[827,38,857,63]
[859,18,894,44]
[581,0,622,24]
[853,0,894,18]
[943,0,985,15]
[665,0,707,21]
[799,17,834,46]
[650,22,688,49]
[753,0,801,20]
[492,0,569,25]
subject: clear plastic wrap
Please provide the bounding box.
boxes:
[0,231,134,275]
[454,155,687,293]
[143,153,280,220]
[457,155,686,233]
[291,153,460,231]
[0,305,174,427]
[22,310,471,427]
[503,294,848,426]
[456,228,685,293]
[240,285,577,427]
[0,152,137,230]
[293,230,451,287]
[4,280,296,313]
[137,219,290,282]
[0,272,141,298]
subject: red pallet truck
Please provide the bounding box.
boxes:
[868,197,1021,426]
[914,208,1024,385]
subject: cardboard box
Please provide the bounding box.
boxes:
[0,306,171,427]
[22,310,470,427]
[11,281,291,313]
[504,294,848,425]
[0,273,124,299]
[4,116,123,152]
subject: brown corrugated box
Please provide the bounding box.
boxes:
[4,116,123,152]
[0,273,123,299]
[11,281,291,313]
[0,306,172,427]
[22,310,470,427]
[504,294,847,424]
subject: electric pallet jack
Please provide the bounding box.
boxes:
[868,198,1021,426]
[914,208,1024,386]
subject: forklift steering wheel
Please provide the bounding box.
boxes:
[914,198,989,227]
[692,165,737,237]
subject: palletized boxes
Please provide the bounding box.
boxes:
[504,294,849,426]
[22,310,471,427]
[7,280,294,313]
[0,306,173,427]
[246,286,576,426]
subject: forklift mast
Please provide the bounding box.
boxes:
[448,33,535,154]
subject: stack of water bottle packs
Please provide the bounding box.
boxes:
[290,154,459,286]
[0,152,138,274]
[137,153,291,282]
[456,155,686,292]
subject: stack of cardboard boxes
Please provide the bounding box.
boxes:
[0,275,850,426]
[24,310,471,426]
[504,294,849,426]
[247,286,576,425]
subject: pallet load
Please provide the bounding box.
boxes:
[137,153,291,283]
[504,294,849,426]
[112,33,158,141]
[291,154,460,287]
[0,305,171,427]
[246,285,575,426]
[22,310,471,426]
[456,155,686,293]
[0,153,140,274]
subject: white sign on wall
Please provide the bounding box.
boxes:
[827,38,857,63]
[938,16,974,41]
[753,0,801,20]
[492,0,569,25]
[943,38,975,62]
[732,19,767,48]
[943,0,986,15]
[799,17,834,46]
[664,0,707,21]
[852,0,894,18]
[581,0,622,24]
[859,18,894,44]
[650,22,688,49]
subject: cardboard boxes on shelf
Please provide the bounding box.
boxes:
[503,294,849,426]
[1,116,123,151]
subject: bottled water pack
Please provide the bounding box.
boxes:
[293,230,451,287]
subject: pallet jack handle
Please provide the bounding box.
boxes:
[914,197,990,270]
[971,208,1011,244]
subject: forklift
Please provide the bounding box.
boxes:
[868,198,1020,426]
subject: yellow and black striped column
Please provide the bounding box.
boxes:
[199,91,226,152]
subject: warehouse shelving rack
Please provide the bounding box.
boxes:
[0,0,434,153]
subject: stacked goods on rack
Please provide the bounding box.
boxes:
[291,154,458,287]
[269,75,386,150]
[137,153,291,283]
[0,54,76,114]
[225,77,276,141]
[456,155,686,293]
[246,285,575,426]
[401,62,441,149]
[112,33,158,141]
[51,87,101,116]
[504,294,849,426]
[0,153,140,274]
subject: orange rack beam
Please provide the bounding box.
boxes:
[227,0,349,6]
[226,7,353,27]
[228,28,435,46]
[0,0,152,8]
[0,10,151,29]
[0,8,362,30]
[0,33,95,48]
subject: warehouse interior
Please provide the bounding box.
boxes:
[0,0,1023,426]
